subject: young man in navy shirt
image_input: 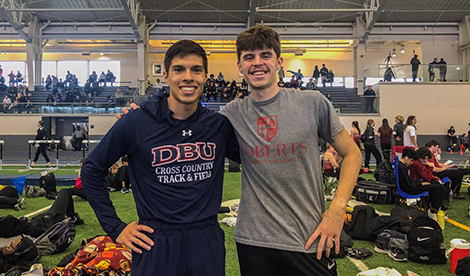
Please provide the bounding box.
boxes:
[81,40,239,275]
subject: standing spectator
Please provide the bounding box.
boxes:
[404,115,418,148]
[312,65,320,81]
[15,71,23,86]
[363,85,376,113]
[0,75,6,91]
[278,66,285,81]
[447,126,457,148]
[351,121,362,149]
[71,125,87,151]
[439,58,447,82]
[410,54,421,82]
[155,78,162,93]
[45,74,52,90]
[106,69,115,86]
[327,70,334,87]
[70,75,78,90]
[7,70,15,86]
[65,70,73,88]
[428,58,438,82]
[0,65,3,76]
[377,118,393,160]
[115,88,125,107]
[31,120,51,168]
[363,119,382,169]
[393,115,405,146]
[51,75,59,95]
[319,64,328,87]
[287,69,304,83]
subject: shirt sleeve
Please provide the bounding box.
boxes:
[409,127,416,137]
[317,94,344,143]
[81,114,136,241]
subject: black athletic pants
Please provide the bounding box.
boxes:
[436,170,464,194]
[406,181,447,210]
[237,243,337,276]
[69,187,87,200]
[33,144,50,163]
[380,143,391,160]
[364,144,382,168]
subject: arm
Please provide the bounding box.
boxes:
[81,114,153,253]
[410,135,418,148]
[305,129,362,258]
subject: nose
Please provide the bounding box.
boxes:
[253,54,263,66]
[182,69,194,82]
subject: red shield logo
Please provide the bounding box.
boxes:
[257,115,278,142]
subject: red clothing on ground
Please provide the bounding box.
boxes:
[75,177,83,189]
[409,160,441,182]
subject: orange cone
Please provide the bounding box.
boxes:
[461,145,464,155]
[450,149,453,154]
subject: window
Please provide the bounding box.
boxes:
[58,61,88,85]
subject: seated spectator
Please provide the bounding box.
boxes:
[287,69,304,82]
[115,88,125,107]
[220,87,231,101]
[56,94,64,103]
[206,81,217,101]
[89,71,98,83]
[399,147,446,212]
[306,78,315,90]
[216,72,225,86]
[7,70,15,87]
[64,90,74,102]
[17,92,27,113]
[106,163,122,192]
[461,133,469,151]
[84,79,91,94]
[85,92,94,106]
[15,71,22,86]
[155,78,162,93]
[241,78,248,90]
[278,79,285,87]
[45,74,52,90]
[51,75,59,95]
[91,81,100,96]
[46,94,54,105]
[148,93,154,99]
[71,126,87,151]
[98,71,106,86]
[57,79,65,95]
[0,185,24,210]
[425,139,466,199]
[69,158,87,200]
[229,80,238,99]
[119,156,131,193]
[323,143,342,178]
[3,94,11,110]
[289,75,296,88]
[447,126,457,147]
[105,69,115,86]
[296,79,302,90]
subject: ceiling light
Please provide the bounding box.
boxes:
[100,52,104,56]
[457,67,460,70]
[392,49,397,57]
[400,46,405,54]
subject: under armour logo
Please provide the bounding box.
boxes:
[182,130,192,136]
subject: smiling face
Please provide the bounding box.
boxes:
[165,54,206,108]
[238,48,283,93]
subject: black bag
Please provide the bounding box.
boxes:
[34,217,76,255]
[374,159,396,184]
[0,236,39,273]
[407,216,446,264]
[39,173,57,195]
[456,256,470,276]
[366,215,401,240]
[355,180,395,204]
[228,160,240,172]
[390,206,425,233]
[344,205,378,241]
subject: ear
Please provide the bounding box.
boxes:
[276,56,284,71]
[237,61,242,74]
[163,71,168,83]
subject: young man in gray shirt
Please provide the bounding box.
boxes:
[219,25,362,276]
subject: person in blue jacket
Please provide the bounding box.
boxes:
[81,40,239,276]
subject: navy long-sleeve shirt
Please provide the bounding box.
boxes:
[81,93,240,241]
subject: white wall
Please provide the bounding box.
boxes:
[421,41,459,64]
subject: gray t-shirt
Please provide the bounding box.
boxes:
[220,88,344,253]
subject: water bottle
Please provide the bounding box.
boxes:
[437,210,445,230]
[450,190,453,201]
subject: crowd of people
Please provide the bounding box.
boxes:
[277,64,335,89]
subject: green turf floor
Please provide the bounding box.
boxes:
[0,166,467,275]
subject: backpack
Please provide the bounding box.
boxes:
[39,173,56,195]
[374,159,396,184]
[407,216,446,264]
[344,205,378,240]
[34,218,76,256]
[24,185,46,198]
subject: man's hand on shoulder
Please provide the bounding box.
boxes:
[115,103,140,120]
[116,221,154,253]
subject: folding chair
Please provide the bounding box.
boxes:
[392,156,429,215]
[322,154,339,192]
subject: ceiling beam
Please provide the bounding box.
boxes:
[5,8,123,12]
[0,7,31,43]
[256,8,378,13]
[362,0,384,42]
[248,0,258,28]
[119,0,142,42]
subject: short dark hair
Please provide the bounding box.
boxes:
[122,156,128,163]
[416,147,433,159]
[425,139,440,148]
[236,25,281,61]
[402,147,417,160]
[164,40,208,74]
[39,120,44,127]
